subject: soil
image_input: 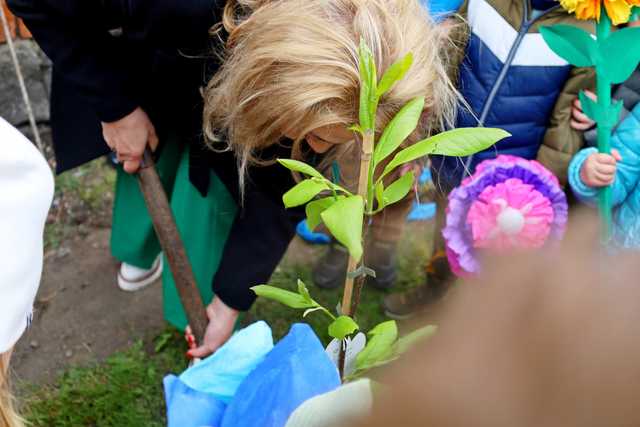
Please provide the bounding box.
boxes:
[13,220,434,386]
[12,226,321,386]
[13,228,165,385]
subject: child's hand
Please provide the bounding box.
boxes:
[571,90,597,131]
[580,149,622,187]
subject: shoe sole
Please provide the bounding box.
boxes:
[118,258,163,292]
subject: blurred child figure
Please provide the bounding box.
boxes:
[0,118,54,426]
[568,23,640,248]
[383,0,595,318]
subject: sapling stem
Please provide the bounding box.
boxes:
[339,130,375,380]
[341,130,374,316]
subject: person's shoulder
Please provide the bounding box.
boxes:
[0,117,54,198]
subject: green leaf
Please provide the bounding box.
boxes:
[328,316,359,340]
[282,179,328,208]
[381,128,509,178]
[599,27,640,84]
[539,25,597,67]
[355,320,399,371]
[277,159,324,179]
[373,97,425,164]
[375,181,384,210]
[382,171,414,207]
[303,307,324,318]
[305,196,340,230]
[321,195,364,261]
[358,39,378,131]
[297,279,313,304]
[394,325,437,355]
[376,53,413,98]
[251,285,316,309]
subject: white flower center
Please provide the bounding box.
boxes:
[497,206,525,236]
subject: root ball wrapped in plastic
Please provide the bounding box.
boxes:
[443,155,568,276]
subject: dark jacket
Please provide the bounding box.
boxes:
[7,0,222,173]
[431,0,595,191]
[9,0,303,311]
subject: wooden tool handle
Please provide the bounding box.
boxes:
[137,149,209,343]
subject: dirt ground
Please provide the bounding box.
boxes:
[13,219,433,386]
[11,226,327,385]
[13,228,165,384]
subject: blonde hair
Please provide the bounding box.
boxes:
[0,352,25,427]
[203,0,460,187]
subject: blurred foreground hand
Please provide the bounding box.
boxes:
[355,212,640,427]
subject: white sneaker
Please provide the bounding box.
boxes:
[117,256,163,292]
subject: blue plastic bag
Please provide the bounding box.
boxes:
[163,375,227,427]
[180,321,274,403]
[221,323,341,427]
[164,321,274,427]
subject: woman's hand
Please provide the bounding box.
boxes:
[186,297,239,359]
[580,149,621,188]
[570,90,597,131]
[101,107,159,173]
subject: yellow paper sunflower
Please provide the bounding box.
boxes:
[559,0,634,24]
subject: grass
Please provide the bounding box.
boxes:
[21,225,432,426]
[45,159,116,251]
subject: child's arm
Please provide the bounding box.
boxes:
[537,66,596,186]
[569,105,640,207]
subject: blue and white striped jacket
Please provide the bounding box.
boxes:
[432,0,592,190]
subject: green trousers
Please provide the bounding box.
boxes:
[110,143,237,330]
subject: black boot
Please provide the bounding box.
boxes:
[312,242,349,289]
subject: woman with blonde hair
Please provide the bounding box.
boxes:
[188,0,460,357]
[0,117,54,427]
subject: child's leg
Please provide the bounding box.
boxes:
[382,190,452,319]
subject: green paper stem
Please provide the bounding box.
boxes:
[632,6,640,22]
[596,13,613,242]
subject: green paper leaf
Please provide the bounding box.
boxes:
[376,53,413,98]
[539,25,597,67]
[328,316,359,340]
[599,27,640,84]
[610,99,624,127]
[382,171,415,207]
[355,320,398,371]
[381,128,509,179]
[578,90,598,122]
[305,197,340,230]
[373,97,425,164]
[277,159,324,179]
[394,325,437,355]
[358,39,378,131]
[297,279,313,304]
[282,179,328,208]
[251,285,316,309]
[321,195,364,261]
[578,91,623,127]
